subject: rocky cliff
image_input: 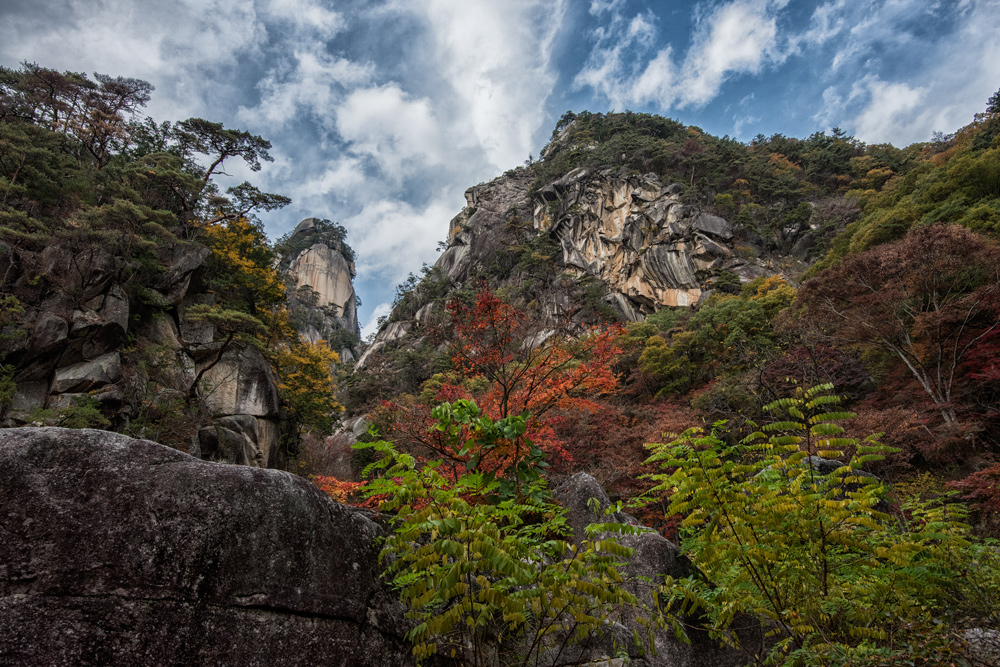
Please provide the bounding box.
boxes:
[0,216,359,470]
[279,218,362,362]
[359,164,788,369]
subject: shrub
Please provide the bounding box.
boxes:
[645,384,1000,666]
[360,400,648,666]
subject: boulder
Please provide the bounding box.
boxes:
[51,352,121,394]
[691,212,733,240]
[4,380,48,422]
[66,284,129,361]
[193,414,266,467]
[155,245,211,306]
[198,346,280,419]
[0,427,421,666]
[178,294,216,346]
[964,628,1000,665]
[25,312,68,361]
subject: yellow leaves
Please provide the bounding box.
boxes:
[203,216,285,310]
[274,338,341,432]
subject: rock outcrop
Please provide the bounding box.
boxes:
[360,165,783,367]
[0,242,208,425]
[280,218,361,362]
[0,233,293,468]
[0,427,420,666]
[0,213,363,470]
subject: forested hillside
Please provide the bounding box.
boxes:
[347,98,1000,522]
[329,95,1000,664]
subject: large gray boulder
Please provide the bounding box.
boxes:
[0,427,419,666]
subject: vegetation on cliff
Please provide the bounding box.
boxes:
[0,61,343,445]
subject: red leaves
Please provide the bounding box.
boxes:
[383,289,626,476]
[445,288,623,423]
[796,223,1000,426]
[948,462,1000,511]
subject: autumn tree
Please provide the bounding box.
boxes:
[379,289,623,479]
[202,216,286,319]
[274,339,341,433]
[795,223,1000,425]
[444,288,622,421]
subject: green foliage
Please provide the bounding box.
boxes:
[645,384,1000,666]
[710,270,742,295]
[360,400,647,666]
[184,303,267,339]
[28,395,110,429]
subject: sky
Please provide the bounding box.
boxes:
[2,0,998,337]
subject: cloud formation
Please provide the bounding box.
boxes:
[809,0,1000,144]
[574,0,789,110]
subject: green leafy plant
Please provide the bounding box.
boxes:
[28,395,110,429]
[360,400,648,666]
[645,384,1000,666]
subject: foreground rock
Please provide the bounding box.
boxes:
[0,427,417,667]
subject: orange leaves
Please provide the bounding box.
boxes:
[314,476,366,503]
[438,289,624,470]
[445,289,623,422]
[384,289,625,477]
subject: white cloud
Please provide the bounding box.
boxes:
[262,0,344,37]
[573,8,664,109]
[239,49,374,129]
[812,0,1000,145]
[679,0,785,106]
[574,0,788,111]
[589,0,626,15]
[346,193,462,285]
[335,85,447,181]
[282,157,368,208]
[793,0,849,50]
[417,0,568,170]
[631,49,678,107]
[0,0,267,120]
[733,114,761,137]
[851,78,927,142]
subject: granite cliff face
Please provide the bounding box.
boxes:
[532,168,772,319]
[0,216,359,470]
[360,165,785,367]
[280,218,361,362]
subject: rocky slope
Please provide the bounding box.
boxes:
[0,217,359,470]
[359,163,794,369]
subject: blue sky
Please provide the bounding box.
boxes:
[2,0,998,337]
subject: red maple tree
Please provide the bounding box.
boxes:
[381,288,624,477]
